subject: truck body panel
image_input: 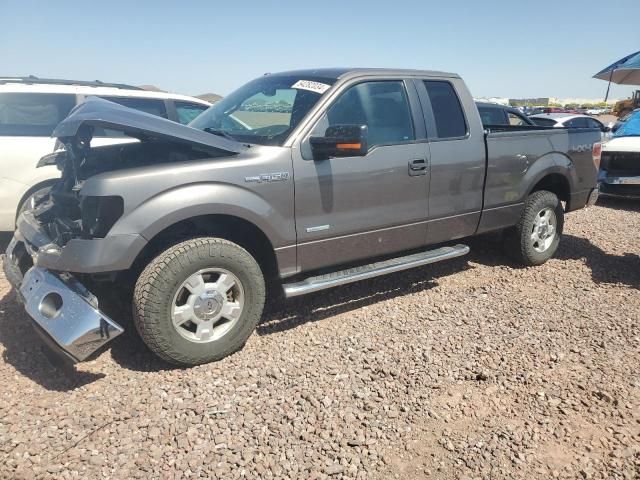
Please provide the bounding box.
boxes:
[3,68,601,363]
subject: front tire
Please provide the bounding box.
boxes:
[503,190,564,266]
[133,237,265,366]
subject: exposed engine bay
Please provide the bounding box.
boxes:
[32,126,222,246]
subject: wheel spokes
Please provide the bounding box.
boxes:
[173,303,195,327]
[540,209,551,221]
[547,224,555,237]
[171,268,245,344]
[215,273,236,294]
[185,273,206,295]
[195,322,214,341]
[531,230,540,243]
[220,301,242,321]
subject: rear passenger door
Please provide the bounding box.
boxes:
[293,79,430,272]
[414,79,486,244]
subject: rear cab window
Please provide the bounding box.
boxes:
[422,81,467,139]
[0,92,76,136]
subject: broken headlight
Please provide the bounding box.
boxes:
[80,196,124,238]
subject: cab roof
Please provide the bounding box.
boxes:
[268,68,459,81]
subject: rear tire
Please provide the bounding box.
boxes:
[133,237,265,366]
[503,190,564,266]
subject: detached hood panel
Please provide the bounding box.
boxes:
[53,97,245,154]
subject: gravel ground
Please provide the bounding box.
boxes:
[0,198,638,479]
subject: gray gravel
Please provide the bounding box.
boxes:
[0,198,638,479]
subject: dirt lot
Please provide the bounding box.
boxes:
[0,198,638,479]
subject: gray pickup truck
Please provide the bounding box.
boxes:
[3,68,601,366]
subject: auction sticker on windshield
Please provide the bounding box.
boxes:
[292,80,331,94]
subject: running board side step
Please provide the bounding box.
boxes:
[283,244,470,298]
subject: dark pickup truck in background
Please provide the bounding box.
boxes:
[476,101,535,127]
[4,68,601,366]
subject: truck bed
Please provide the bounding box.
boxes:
[477,126,601,233]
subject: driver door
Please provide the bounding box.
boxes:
[292,79,430,272]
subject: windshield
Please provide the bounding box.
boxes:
[190,75,336,146]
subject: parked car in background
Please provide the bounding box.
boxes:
[525,107,545,116]
[599,110,640,198]
[0,77,211,231]
[529,113,612,141]
[476,102,535,127]
[585,107,605,116]
[542,107,566,114]
[3,68,601,366]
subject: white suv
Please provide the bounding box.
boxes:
[0,77,211,231]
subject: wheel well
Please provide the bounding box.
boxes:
[131,215,279,281]
[15,179,58,221]
[531,174,570,209]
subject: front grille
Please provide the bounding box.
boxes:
[603,151,640,175]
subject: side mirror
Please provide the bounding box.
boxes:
[603,125,612,132]
[309,124,368,160]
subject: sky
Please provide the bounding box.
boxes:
[1,0,639,101]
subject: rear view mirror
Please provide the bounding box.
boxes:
[309,124,368,160]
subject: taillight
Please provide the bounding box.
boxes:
[592,143,602,169]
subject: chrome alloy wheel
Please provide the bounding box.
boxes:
[171,268,244,343]
[531,207,557,253]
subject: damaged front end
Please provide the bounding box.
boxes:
[3,97,244,363]
[33,129,125,247]
[33,97,243,247]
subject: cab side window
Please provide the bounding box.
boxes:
[316,81,415,149]
[423,81,467,139]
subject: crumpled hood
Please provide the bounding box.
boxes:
[52,97,245,154]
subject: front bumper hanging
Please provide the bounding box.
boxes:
[3,226,123,363]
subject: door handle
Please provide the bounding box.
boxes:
[408,158,428,176]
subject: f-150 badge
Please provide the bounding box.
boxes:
[245,172,290,183]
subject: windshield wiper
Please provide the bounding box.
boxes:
[203,127,236,142]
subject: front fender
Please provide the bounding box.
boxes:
[111,182,294,249]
